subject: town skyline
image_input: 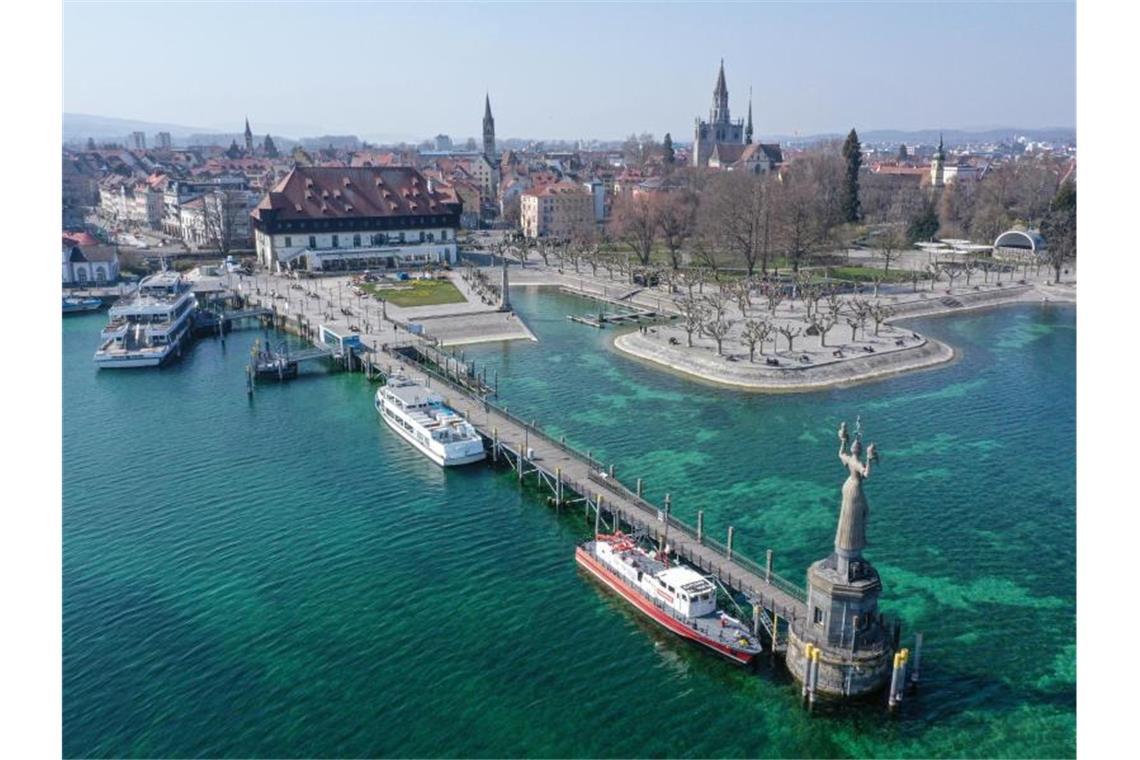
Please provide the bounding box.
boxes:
[64,1,1075,142]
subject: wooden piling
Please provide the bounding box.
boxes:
[766,549,773,583]
[636,478,643,498]
[697,510,703,543]
[727,526,735,561]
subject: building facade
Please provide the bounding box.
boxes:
[251,166,462,272]
[62,234,119,285]
[520,181,594,239]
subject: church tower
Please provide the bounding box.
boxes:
[482,94,496,161]
[930,132,946,187]
[745,89,754,145]
[244,117,253,154]
[710,59,730,125]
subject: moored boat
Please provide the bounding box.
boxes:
[63,296,103,314]
[93,272,197,368]
[576,532,762,665]
[374,375,486,466]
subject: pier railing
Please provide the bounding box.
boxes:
[587,470,807,601]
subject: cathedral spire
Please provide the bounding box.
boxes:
[710,59,730,125]
[482,92,496,161]
[244,117,253,153]
[745,88,754,145]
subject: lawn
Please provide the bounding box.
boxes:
[362,278,467,307]
[826,266,918,283]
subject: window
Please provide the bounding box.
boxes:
[284,236,292,248]
[353,234,361,247]
[332,234,339,248]
[309,235,317,249]
[441,230,448,241]
[813,607,824,625]
[419,231,425,243]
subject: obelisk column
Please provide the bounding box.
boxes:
[499,258,511,312]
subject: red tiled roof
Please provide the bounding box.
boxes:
[252,166,456,222]
[62,231,99,247]
[522,180,589,198]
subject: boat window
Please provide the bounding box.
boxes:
[658,579,666,588]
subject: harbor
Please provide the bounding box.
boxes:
[62,290,1076,756]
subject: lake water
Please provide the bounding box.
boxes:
[63,287,1075,758]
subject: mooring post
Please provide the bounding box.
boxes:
[608,464,615,479]
[727,526,735,561]
[594,495,602,536]
[910,633,923,690]
[809,648,821,709]
[556,467,563,507]
[752,604,761,636]
[492,427,499,463]
[766,549,773,583]
[697,510,704,543]
[802,644,813,700]
[636,478,643,498]
[772,613,780,650]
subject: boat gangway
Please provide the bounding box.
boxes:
[567,309,674,329]
[375,342,809,645]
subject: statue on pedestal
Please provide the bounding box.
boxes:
[835,421,878,574]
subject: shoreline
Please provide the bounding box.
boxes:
[609,283,1074,393]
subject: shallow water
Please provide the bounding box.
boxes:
[63,288,1075,757]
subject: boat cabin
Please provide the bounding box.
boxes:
[654,566,717,619]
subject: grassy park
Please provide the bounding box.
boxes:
[363,278,466,307]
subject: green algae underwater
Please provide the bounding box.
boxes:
[63,288,1075,758]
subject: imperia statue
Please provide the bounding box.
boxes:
[835,421,878,562]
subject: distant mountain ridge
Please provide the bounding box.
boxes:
[64,112,1075,149]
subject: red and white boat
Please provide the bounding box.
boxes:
[576,532,762,665]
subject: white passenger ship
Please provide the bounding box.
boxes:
[375,376,486,466]
[93,272,197,368]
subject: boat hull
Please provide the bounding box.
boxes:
[378,401,486,467]
[575,546,757,665]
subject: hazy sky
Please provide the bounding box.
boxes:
[64,1,1075,141]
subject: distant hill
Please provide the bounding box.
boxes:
[63,113,222,142]
[767,127,1076,147]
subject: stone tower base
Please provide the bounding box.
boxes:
[784,630,893,698]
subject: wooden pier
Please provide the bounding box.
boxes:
[375,341,808,645]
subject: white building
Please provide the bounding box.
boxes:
[251,166,462,273]
[62,234,119,285]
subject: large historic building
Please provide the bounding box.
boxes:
[520,181,593,239]
[692,60,750,167]
[251,166,462,272]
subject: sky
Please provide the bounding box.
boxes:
[63,1,1076,142]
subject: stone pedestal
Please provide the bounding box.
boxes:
[784,553,894,697]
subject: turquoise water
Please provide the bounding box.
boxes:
[63,289,1075,758]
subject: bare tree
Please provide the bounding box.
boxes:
[700,171,776,276]
[741,318,773,361]
[765,284,785,315]
[876,224,906,273]
[777,324,802,353]
[201,189,248,256]
[657,190,698,270]
[611,192,659,265]
[868,300,896,336]
[701,317,733,356]
[678,295,706,348]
